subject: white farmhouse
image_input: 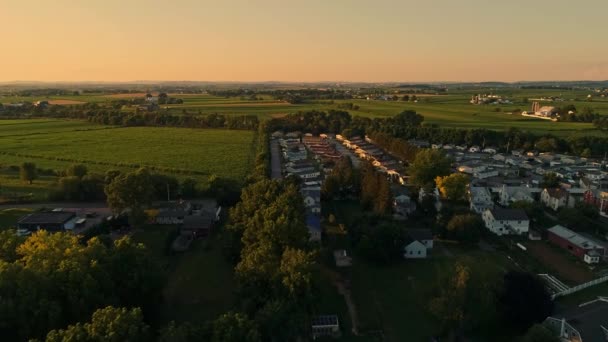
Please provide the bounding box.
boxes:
[403,229,434,259]
[469,187,494,213]
[482,208,529,236]
[540,188,568,211]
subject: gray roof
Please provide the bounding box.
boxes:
[18,212,76,225]
[490,208,528,221]
[182,215,214,230]
[407,229,433,241]
[311,315,339,327]
[157,210,187,218]
[548,225,603,251]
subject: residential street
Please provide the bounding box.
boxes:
[270,139,282,179]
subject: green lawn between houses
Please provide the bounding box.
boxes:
[131,225,236,325]
[320,200,515,342]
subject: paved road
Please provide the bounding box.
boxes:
[0,199,209,210]
[270,139,282,179]
[0,202,108,210]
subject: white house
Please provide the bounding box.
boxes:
[498,185,539,206]
[482,208,529,236]
[403,229,433,259]
[469,187,494,213]
[541,188,568,211]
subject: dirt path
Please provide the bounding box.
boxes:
[321,266,359,335]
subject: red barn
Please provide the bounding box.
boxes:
[547,225,604,264]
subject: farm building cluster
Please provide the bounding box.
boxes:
[149,200,221,251]
[13,200,221,252]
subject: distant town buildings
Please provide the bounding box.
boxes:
[470,94,512,105]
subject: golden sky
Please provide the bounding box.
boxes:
[1,0,607,82]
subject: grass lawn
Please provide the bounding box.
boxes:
[0,208,34,230]
[132,225,235,324]
[0,168,57,202]
[322,199,513,341]
[348,250,511,342]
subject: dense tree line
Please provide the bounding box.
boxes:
[555,105,601,122]
[594,116,608,130]
[367,131,419,163]
[0,231,165,341]
[0,103,259,130]
[268,110,352,135]
[224,178,315,340]
[322,156,360,200]
[208,88,354,104]
[360,161,393,215]
[268,109,608,156]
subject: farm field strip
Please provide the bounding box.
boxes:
[0,121,256,183]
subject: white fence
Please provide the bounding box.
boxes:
[552,275,608,299]
[538,273,569,293]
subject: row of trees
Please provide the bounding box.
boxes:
[268,109,608,156]
[360,162,393,215]
[367,131,419,163]
[225,178,315,340]
[20,162,216,204]
[1,103,260,130]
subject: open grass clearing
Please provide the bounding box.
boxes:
[132,225,235,324]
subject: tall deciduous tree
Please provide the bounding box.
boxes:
[104,168,154,225]
[409,149,451,188]
[498,271,554,334]
[65,164,88,178]
[446,214,483,244]
[20,162,37,184]
[209,312,261,342]
[435,173,469,201]
[45,306,150,342]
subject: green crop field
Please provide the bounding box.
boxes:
[168,92,608,136]
[0,120,256,201]
[3,88,608,137]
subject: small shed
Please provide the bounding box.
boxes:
[181,215,214,239]
[311,315,340,340]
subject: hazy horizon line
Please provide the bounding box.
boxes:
[1,79,608,85]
